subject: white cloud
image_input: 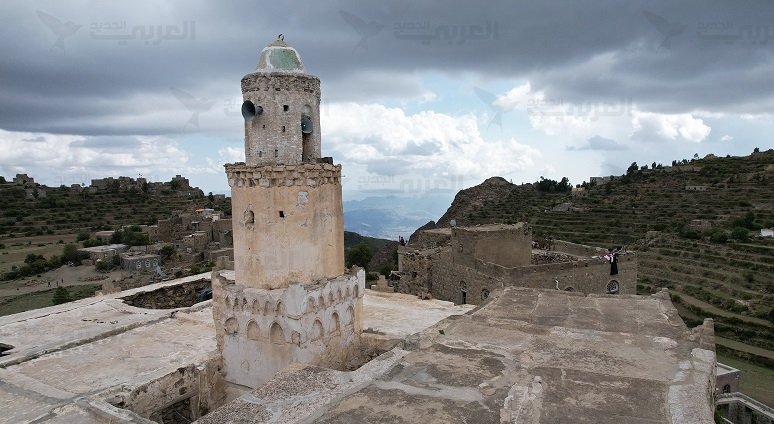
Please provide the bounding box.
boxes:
[322,102,540,183]
[218,146,245,163]
[630,111,711,143]
[0,129,196,186]
[720,135,733,142]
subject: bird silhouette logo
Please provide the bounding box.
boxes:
[36,10,82,55]
[340,10,385,53]
[170,87,216,131]
[643,10,688,50]
[474,87,512,131]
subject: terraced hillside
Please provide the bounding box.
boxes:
[415,150,774,390]
[0,184,231,237]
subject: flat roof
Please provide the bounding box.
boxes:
[202,288,716,423]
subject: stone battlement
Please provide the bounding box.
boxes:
[225,163,341,188]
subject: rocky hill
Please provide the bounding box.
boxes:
[408,150,774,373]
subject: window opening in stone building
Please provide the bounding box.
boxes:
[279,211,285,218]
[723,384,731,394]
[274,149,278,157]
[606,280,619,294]
[283,105,289,111]
[262,124,265,129]
[282,126,286,132]
[258,151,263,158]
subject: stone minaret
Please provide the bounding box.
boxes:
[212,37,364,389]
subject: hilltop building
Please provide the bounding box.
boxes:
[398,224,636,304]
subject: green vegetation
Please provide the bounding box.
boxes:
[110,228,149,246]
[344,231,389,253]
[159,245,176,258]
[0,284,102,316]
[52,286,72,304]
[345,242,374,270]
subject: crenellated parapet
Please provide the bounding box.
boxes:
[225,163,341,189]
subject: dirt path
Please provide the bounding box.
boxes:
[716,337,774,360]
[677,292,772,327]
[0,266,124,297]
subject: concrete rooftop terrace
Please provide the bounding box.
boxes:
[200,288,717,424]
[0,277,471,423]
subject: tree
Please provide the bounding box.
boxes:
[651,161,657,169]
[731,227,750,242]
[76,232,90,241]
[754,147,760,153]
[626,162,638,175]
[345,243,374,270]
[62,243,86,264]
[0,176,5,184]
[52,286,73,305]
[159,245,176,258]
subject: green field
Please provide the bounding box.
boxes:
[717,354,774,408]
[0,284,102,317]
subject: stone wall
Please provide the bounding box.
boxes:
[121,278,210,309]
[211,268,365,388]
[115,357,225,422]
[451,224,532,269]
[398,242,636,305]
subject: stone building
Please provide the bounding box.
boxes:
[120,252,161,271]
[211,36,363,389]
[398,224,636,305]
[78,243,128,262]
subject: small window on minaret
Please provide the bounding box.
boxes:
[262,124,265,129]
[282,126,286,132]
[274,149,278,157]
[283,105,289,111]
[279,211,285,218]
[258,151,263,158]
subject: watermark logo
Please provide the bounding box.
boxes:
[526,98,633,121]
[170,87,215,131]
[340,9,499,52]
[356,175,464,198]
[392,20,498,45]
[474,87,510,131]
[696,21,773,45]
[643,10,688,49]
[340,10,385,53]
[36,10,82,55]
[89,20,195,46]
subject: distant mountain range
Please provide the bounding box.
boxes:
[342,194,454,240]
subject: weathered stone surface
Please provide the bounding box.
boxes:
[201,287,716,424]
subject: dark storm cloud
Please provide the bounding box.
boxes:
[0,0,773,137]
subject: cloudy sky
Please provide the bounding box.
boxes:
[1,0,772,201]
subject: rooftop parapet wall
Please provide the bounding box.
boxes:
[549,239,609,256]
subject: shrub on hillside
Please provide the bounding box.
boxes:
[52,286,73,305]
